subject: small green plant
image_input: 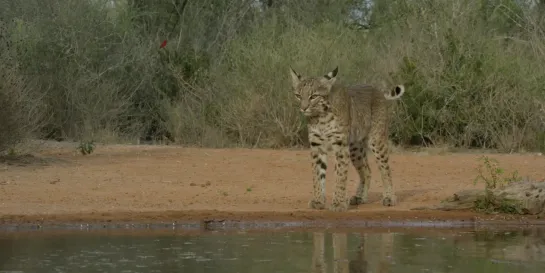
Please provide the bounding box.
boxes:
[472,156,522,213]
[474,156,503,190]
[246,186,253,192]
[77,141,96,155]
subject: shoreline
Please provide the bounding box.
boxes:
[2,209,545,232]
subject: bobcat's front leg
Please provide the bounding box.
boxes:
[309,131,327,210]
[330,135,350,212]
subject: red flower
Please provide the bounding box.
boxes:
[160,40,167,49]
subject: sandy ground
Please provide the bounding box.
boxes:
[1,143,545,225]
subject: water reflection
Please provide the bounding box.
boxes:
[466,228,545,263]
[0,228,544,272]
[311,232,393,273]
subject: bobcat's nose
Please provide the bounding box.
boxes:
[301,108,313,116]
[300,101,311,115]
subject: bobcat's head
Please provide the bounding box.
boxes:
[289,67,338,117]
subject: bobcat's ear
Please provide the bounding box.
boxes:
[289,66,301,89]
[320,66,338,88]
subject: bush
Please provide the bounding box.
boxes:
[1,0,545,151]
[0,20,47,153]
[212,1,545,150]
[385,1,545,151]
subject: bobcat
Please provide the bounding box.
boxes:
[289,66,405,212]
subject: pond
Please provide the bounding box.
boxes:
[1,227,544,273]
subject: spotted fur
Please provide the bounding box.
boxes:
[290,66,405,211]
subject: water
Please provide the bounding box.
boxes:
[1,228,545,273]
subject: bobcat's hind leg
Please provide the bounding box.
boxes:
[349,137,372,206]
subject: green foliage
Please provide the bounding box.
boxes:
[473,156,520,190]
[77,140,96,155]
[1,0,545,151]
[472,156,523,214]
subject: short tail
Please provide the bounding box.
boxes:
[384,84,405,100]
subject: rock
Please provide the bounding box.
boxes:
[494,181,545,215]
[435,181,545,215]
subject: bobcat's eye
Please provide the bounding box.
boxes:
[309,95,319,100]
[295,94,302,100]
